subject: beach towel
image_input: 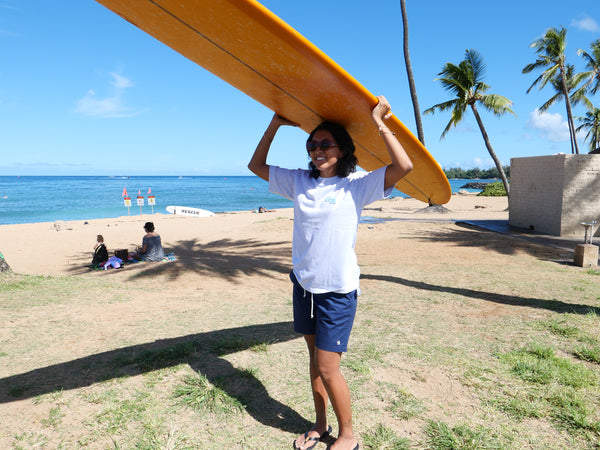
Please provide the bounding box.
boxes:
[104,256,123,270]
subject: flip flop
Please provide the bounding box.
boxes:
[293,425,333,450]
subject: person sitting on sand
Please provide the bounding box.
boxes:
[92,235,109,265]
[248,96,412,450]
[254,206,276,213]
[133,222,164,262]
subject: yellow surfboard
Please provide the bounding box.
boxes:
[94,0,451,204]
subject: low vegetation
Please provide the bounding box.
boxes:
[477,181,508,197]
[1,223,599,449]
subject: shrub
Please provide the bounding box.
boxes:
[478,181,507,197]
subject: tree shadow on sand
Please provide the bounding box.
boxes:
[67,237,292,283]
[362,273,600,316]
[0,321,311,434]
[419,222,566,258]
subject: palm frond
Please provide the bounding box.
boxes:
[575,107,600,151]
[465,49,487,82]
[577,39,600,95]
[539,93,562,112]
[440,107,465,139]
[423,99,459,115]
[479,94,516,116]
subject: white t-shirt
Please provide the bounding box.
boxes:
[269,165,392,294]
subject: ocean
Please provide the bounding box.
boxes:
[0,176,491,226]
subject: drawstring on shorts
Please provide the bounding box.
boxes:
[303,289,314,318]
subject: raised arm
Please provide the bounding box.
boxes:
[248,113,297,181]
[371,95,414,190]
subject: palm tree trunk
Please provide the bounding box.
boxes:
[560,67,580,154]
[400,0,425,145]
[470,104,510,195]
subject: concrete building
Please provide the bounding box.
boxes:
[509,154,600,238]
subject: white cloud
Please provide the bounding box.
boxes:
[110,72,134,90]
[525,109,570,142]
[472,157,493,168]
[571,15,600,32]
[75,72,143,118]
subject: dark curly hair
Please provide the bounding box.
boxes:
[307,121,358,179]
[144,222,155,232]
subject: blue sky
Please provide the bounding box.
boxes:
[1,0,599,176]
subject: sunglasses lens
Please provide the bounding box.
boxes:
[307,140,336,152]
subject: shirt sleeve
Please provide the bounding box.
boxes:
[352,166,393,207]
[269,166,300,201]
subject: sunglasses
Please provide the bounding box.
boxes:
[306,140,340,152]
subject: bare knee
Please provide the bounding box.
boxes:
[315,350,342,382]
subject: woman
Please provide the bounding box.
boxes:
[248,96,413,450]
[92,234,109,265]
[135,222,164,262]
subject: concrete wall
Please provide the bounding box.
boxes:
[509,154,600,237]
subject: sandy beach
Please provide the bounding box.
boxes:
[0,193,509,277]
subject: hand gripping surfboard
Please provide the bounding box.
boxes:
[95,0,451,204]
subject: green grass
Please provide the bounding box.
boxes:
[384,386,426,420]
[496,342,600,435]
[574,345,600,364]
[423,420,502,450]
[502,343,597,388]
[129,341,199,372]
[543,318,580,338]
[95,391,153,434]
[172,374,244,415]
[361,424,411,449]
[2,220,600,449]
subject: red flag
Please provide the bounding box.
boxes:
[138,189,141,195]
[122,187,128,198]
[147,187,152,195]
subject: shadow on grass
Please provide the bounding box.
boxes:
[0,321,311,434]
[67,237,292,282]
[362,273,600,316]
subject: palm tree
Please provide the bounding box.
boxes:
[523,26,580,154]
[576,107,600,153]
[540,64,590,112]
[576,39,600,96]
[424,49,514,195]
[400,0,425,145]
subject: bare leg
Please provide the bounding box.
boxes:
[293,335,330,449]
[315,348,357,450]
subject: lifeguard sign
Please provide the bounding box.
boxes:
[137,190,144,217]
[122,187,132,215]
[147,188,155,213]
[148,195,155,214]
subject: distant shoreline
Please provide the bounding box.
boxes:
[0,176,492,226]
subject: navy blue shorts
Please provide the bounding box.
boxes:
[290,271,357,353]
